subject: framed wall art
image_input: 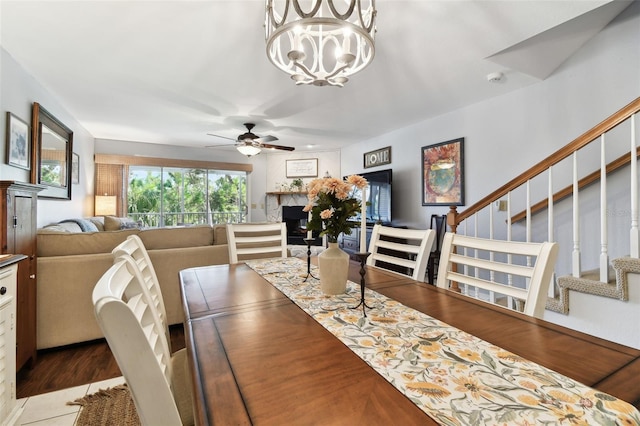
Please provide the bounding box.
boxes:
[286,158,318,178]
[6,112,31,170]
[422,137,464,206]
[72,152,80,184]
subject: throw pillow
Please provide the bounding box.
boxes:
[104,216,122,231]
[104,216,140,231]
[119,218,140,229]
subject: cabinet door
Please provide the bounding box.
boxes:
[0,264,20,426]
[14,195,36,371]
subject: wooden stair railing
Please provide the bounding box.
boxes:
[446,96,640,293]
[511,146,640,223]
[448,96,640,231]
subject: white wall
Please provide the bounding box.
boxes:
[265,150,341,192]
[1,48,95,227]
[341,3,640,349]
[341,2,640,231]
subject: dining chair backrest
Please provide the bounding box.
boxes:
[436,232,559,318]
[92,257,186,425]
[226,222,288,264]
[366,224,436,282]
[112,235,170,351]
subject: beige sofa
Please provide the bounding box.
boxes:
[36,219,230,349]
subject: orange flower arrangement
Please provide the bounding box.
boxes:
[303,175,367,243]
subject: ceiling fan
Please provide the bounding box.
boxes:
[207,123,295,156]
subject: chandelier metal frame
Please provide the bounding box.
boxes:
[265,0,377,87]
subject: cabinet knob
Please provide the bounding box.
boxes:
[0,287,6,295]
[30,274,36,279]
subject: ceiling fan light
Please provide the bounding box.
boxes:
[237,145,262,157]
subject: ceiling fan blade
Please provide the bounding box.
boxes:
[261,143,295,151]
[254,135,278,143]
[205,143,236,148]
[207,133,237,141]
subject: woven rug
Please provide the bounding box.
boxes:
[68,384,140,426]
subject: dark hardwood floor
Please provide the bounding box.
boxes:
[16,324,185,399]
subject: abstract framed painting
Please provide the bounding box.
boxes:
[421,137,464,206]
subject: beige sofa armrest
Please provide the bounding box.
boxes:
[37,253,114,349]
[148,245,230,325]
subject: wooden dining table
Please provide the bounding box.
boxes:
[180,259,640,425]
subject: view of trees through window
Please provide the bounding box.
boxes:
[128,166,247,227]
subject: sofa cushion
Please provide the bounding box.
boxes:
[39,223,77,233]
[104,215,140,231]
[88,217,105,231]
[60,218,99,232]
[138,225,214,250]
[213,224,228,245]
[38,228,140,257]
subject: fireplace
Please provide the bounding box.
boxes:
[282,206,322,246]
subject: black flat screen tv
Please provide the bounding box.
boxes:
[346,169,392,226]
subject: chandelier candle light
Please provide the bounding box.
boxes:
[265,0,377,87]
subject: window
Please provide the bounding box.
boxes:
[128,166,247,227]
[94,154,253,228]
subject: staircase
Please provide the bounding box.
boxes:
[447,97,640,347]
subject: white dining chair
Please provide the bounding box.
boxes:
[436,232,559,318]
[112,235,170,351]
[226,222,288,264]
[92,257,194,426]
[366,224,436,282]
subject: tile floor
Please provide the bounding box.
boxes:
[16,376,125,425]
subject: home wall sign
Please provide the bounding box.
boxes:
[363,146,391,169]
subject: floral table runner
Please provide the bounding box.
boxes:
[245,258,640,426]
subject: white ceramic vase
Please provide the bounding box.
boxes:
[318,242,349,295]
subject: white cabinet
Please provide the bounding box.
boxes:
[0,261,22,426]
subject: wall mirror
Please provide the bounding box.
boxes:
[31,102,73,199]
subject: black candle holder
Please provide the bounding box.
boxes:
[302,237,319,282]
[350,252,372,316]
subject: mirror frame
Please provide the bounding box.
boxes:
[30,102,74,200]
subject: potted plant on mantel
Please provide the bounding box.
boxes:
[291,178,304,192]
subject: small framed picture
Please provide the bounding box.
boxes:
[286,158,318,178]
[72,152,80,184]
[422,137,465,206]
[6,112,31,170]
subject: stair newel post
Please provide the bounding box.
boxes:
[447,206,461,292]
[447,206,458,234]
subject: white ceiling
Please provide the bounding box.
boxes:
[1,0,632,154]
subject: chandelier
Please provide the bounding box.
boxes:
[265,0,377,87]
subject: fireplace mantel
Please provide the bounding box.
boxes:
[266,191,308,205]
